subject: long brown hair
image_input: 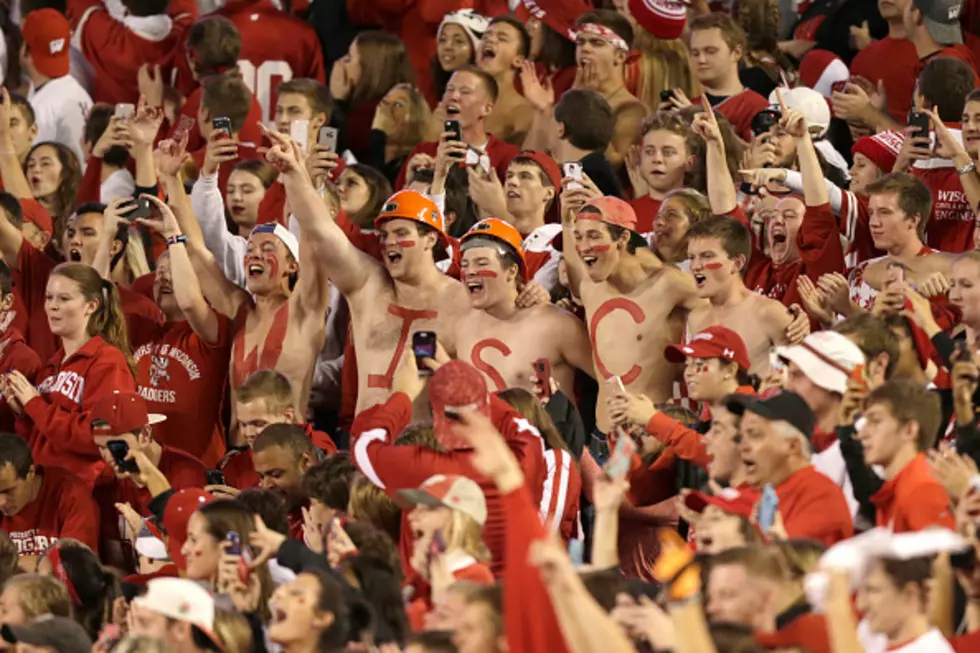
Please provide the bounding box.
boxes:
[632,31,701,109]
[349,32,416,105]
[50,263,134,376]
[496,388,571,453]
[25,142,81,246]
[345,164,393,229]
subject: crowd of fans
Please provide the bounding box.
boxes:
[4,0,980,651]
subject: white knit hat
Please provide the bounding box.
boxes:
[438,9,490,53]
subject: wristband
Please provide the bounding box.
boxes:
[958,161,976,176]
[167,234,188,247]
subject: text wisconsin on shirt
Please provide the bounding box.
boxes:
[8,530,57,554]
[37,372,85,404]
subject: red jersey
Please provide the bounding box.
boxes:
[913,160,975,253]
[350,391,546,577]
[745,204,846,307]
[776,466,854,545]
[872,453,954,533]
[850,37,918,123]
[699,89,770,142]
[540,449,581,544]
[395,134,519,190]
[134,316,233,469]
[69,0,196,105]
[166,86,264,160]
[219,447,259,489]
[19,336,136,486]
[1,466,100,555]
[628,195,661,236]
[0,329,41,433]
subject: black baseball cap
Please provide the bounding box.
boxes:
[2,616,93,653]
[724,391,816,440]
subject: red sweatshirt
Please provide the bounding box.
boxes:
[220,447,259,489]
[1,466,100,554]
[776,466,854,546]
[872,453,954,533]
[696,90,770,142]
[0,329,41,433]
[18,336,136,487]
[746,203,846,308]
[350,391,546,576]
[850,37,918,123]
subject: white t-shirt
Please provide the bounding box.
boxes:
[859,623,954,653]
[28,75,92,168]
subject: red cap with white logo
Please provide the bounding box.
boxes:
[22,9,71,79]
[664,326,751,371]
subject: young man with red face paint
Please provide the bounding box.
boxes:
[176,128,333,420]
[560,187,701,447]
[297,182,469,418]
[685,217,797,376]
[454,218,593,394]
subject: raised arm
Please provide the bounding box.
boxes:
[0,193,24,266]
[557,174,604,299]
[695,100,737,215]
[90,198,129,280]
[262,125,375,298]
[136,196,221,343]
[129,96,164,190]
[776,89,829,208]
[0,89,31,200]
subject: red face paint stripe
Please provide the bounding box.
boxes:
[474,270,498,278]
[396,240,417,248]
[589,245,611,252]
[703,262,724,270]
[471,338,512,390]
[588,298,646,386]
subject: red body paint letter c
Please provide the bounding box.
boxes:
[589,298,646,385]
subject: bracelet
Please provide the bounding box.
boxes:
[958,161,977,176]
[166,234,188,247]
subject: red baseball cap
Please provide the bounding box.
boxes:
[19,199,53,236]
[22,9,71,79]
[514,150,561,190]
[160,488,214,570]
[576,197,649,249]
[428,361,490,451]
[91,391,167,434]
[683,487,759,519]
[664,326,751,370]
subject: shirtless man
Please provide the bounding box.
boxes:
[187,128,331,417]
[477,16,534,147]
[302,180,469,415]
[454,218,593,392]
[686,217,793,375]
[561,188,700,436]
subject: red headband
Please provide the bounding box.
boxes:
[576,23,629,51]
[47,547,81,605]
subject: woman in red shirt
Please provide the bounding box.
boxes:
[3,262,136,486]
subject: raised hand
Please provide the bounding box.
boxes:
[776,88,808,140]
[133,194,180,239]
[691,98,722,143]
[797,276,834,326]
[155,134,190,180]
[128,95,164,147]
[519,60,555,112]
[261,124,304,175]
[137,64,164,108]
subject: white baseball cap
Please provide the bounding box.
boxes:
[397,474,488,526]
[768,86,831,137]
[773,331,865,394]
[133,578,220,645]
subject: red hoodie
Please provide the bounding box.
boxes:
[0,329,41,433]
[18,336,136,486]
[872,452,954,533]
[350,391,546,576]
[1,466,100,555]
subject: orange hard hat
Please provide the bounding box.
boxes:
[375,190,449,249]
[461,218,527,279]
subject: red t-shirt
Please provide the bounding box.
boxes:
[872,453,954,533]
[18,336,136,486]
[628,195,661,236]
[68,0,196,104]
[699,90,770,142]
[112,446,207,516]
[850,37,919,123]
[219,447,259,489]
[395,135,519,190]
[917,45,980,83]
[0,329,41,433]
[777,466,854,546]
[134,316,233,469]
[914,163,975,253]
[1,466,100,555]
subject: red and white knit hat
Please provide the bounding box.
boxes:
[629,0,688,40]
[852,130,905,174]
[798,49,850,99]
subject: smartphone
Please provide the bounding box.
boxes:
[318,126,339,153]
[562,161,583,190]
[429,530,447,556]
[750,108,781,137]
[908,111,930,139]
[290,119,310,150]
[769,350,787,374]
[757,483,780,531]
[412,331,437,377]
[125,197,152,220]
[225,531,242,556]
[115,103,135,120]
[533,358,553,400]
[212,116,232,135]
[604,435,636,481]
[659,89,675,103]
[444,119,462,142]
[107,440,140,474]
[205,469,226,486]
